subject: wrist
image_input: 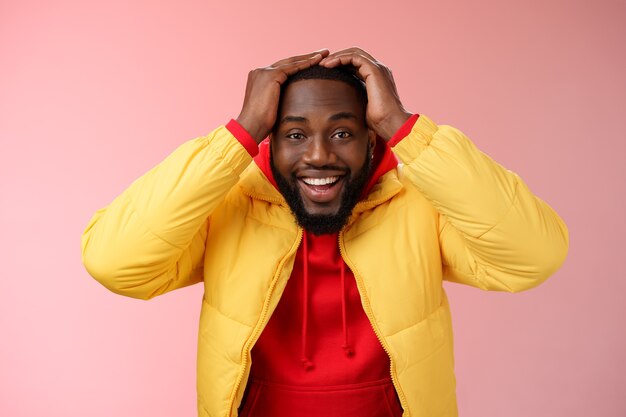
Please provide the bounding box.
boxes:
[235,115,267,144]
[226,119,260,157]
[375,110,413,141]
[387,114,420,147]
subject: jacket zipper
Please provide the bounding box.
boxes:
[230,183,403,415]
[226,228,304,417]
[338,232,410,417]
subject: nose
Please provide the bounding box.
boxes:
[301,137,336,167]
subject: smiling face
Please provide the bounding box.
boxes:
[270,78,376,235]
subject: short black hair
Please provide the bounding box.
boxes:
[281,65,368,106]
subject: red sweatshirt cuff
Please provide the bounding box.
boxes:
[387,114,420,147]
[226,119,259,157]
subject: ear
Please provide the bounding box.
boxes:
[368,128,377,152]
[268,132,274,157]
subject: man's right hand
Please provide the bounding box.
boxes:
[236,49,330,144]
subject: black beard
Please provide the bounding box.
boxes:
[270,145,372,235]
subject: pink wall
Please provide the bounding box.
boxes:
[1,0,624,415]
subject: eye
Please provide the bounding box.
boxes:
[332,131,352,139]
[286,132,305,140]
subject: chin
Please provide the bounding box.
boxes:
[301,201,342,217]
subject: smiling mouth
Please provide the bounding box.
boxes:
[301,176,341,186]
[297,175,345,204]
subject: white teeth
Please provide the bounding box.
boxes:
[302,176,339,186]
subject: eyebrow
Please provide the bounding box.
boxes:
[279,115,308,124]
[329,112,357,121]
[279,112,358,125]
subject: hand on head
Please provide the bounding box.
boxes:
[236,47,411,143]
[319,47,411,141]
[236,49,330,144]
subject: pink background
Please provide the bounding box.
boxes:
[1,0,624,416]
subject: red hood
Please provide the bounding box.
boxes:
[253,136,398,198]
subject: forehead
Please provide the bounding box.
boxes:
[279,79,364,118]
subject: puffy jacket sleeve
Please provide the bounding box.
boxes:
[81,126,253,299]
[392,115,569,292]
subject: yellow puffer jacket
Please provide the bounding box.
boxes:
[81,115,568,417]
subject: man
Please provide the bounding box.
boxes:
[81,48,568,417]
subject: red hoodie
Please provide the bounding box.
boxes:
[226,116,418,417]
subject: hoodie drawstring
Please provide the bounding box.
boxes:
[301,235,314,370]
[341,261,354,356]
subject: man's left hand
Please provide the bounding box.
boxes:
[319,47,412,141]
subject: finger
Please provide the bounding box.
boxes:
[318,53,378,81]
[271,49,329,67]
[321,47,376,63]
[324,47,376,61]
[265,53,326,85]
[320,52,376,68]
[278,54,326,77]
